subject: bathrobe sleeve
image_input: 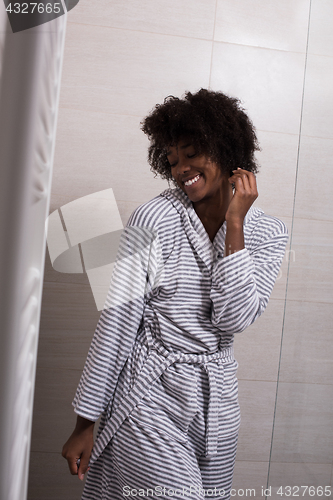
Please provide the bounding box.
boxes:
[72,211,161,421]
[210,215,288,334]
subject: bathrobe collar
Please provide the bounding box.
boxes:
[161,187,257,269]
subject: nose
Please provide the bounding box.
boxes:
[174,156,191,176]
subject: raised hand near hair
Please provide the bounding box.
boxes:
[224,168,258,257]
[62,416,95,481]
[226,168,258,224]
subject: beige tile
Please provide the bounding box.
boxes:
[302,54,333,139]
[279,301,333,384]
[36,329,93,371]
[215,0,310,53]
[270,261,288,301]
[237,380,276,461]
[232,461,269,496]
[68,0,216,40]
[270,382,333,463]
[211,43,305,135]
[293,136,333,221]
[286,218,333,303]
[60,23,212,118]
[308,0,333,57]
[31,368,83,452]
[40,281,101,332]
[254,131,299,219]
[234,299,285,382]
[268,463,332,499]
[28,451,85,500]
[51,109,169,221]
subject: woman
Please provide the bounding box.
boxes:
[62,89,288,499]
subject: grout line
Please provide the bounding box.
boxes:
[78,243,86,273]
[43,280,92,287]
[56,105,147,120]
[67,20,214,43]
[58,207,72,248]
[266,1,313,495]
[55,102,333,141]
[54,99,333,142]
[236,460,333,464]
[211,38,309,56]
[58,207,67,231]
[237,379,333,387]
[208,0,218,89]
[65,20,329,59]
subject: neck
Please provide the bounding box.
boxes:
[193,181,233,242]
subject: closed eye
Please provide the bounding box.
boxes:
[169,153,196,167]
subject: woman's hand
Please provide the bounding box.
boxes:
[62,416,95,481]
[226,168,258,224]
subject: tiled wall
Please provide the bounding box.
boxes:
[28,1,333,499]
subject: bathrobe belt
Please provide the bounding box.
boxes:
[89,340,234,466]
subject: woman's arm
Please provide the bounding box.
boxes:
[63,208,161,478]
[211,226,288,333]
[210,168,288,333]
[72,227,153,421]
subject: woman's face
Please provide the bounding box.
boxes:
[167,139,228,204]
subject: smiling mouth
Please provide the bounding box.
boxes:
[184,174,201,186]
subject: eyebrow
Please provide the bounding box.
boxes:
[166,143,192,156]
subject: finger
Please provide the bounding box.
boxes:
[233,169,257,195]
[231,171,245,193]
[240,171,251,192]
[67,457,80,475]
[78,454,90,481]
[236,168,257,188]
[230,170,243,183]
[247,171,258,194]
[231,168,246,181]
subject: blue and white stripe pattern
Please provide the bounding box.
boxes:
[73,187,288,499]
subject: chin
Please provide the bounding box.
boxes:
[186,193,204,204]
[179,184,205,203]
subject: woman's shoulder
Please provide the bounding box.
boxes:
[246,206,288,232]
[126,189,180,230]
[244,206,288,245]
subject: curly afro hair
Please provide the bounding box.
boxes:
[141,88,260,182]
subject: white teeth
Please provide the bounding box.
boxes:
[184,174,200,186]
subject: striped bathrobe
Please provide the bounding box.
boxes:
[73,187,288,500]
